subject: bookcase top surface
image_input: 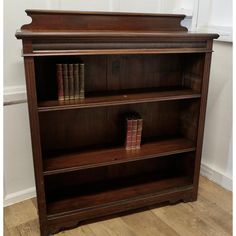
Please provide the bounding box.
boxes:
[16,9,219,40]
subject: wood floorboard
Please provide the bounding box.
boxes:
[4,176,232,236]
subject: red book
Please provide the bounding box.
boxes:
[125,117,133,150]
[131,118,138,150]
[136,118,143,149]
[56,64,64,101]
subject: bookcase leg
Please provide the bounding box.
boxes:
[182,194,198,203]
[169,193,197,205]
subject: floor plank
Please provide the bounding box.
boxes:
[121,210,179,236]
[4,176,232,236]
[4,199,38,228]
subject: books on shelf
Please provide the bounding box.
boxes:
[125,112,143,150]
[56,63,85,101]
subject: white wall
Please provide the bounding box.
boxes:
[201,41,232,190]
[4,103,36,206]
[3,0,232,206]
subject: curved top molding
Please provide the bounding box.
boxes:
[20,9,188,32]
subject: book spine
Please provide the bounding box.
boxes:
[79,63,85,99]
[56,64,64,101]
[73,64,80,99]
[136,119,143,149]
[131,118,138,150]
[68,64,74,100]
[63,64,69,100]
[125,118,133,150]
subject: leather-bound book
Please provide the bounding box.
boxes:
[73,64,80,99]
[136,117,143,149]
[131,116,138,150]
[62,64,69,100]
[125,116,133,150]
[68,64,74,100]
[79,63,85,99]
[56,64,64,101]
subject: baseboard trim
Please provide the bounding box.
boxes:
[200,163,232,191]
[4,187,36,207]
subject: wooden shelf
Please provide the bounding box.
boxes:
[38,89,201,112]
[46,174,193,217]
[43,138,195,175]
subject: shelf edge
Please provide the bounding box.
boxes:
[43,147,196,176]
[38,94,201,112]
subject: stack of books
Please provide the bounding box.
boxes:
[56,63,85,101]
[125,113,143,150]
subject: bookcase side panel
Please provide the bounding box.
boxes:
[193,40,214,198]
[23,54,48,235]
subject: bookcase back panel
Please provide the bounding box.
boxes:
[182,54,205,93]
[34,53,205,102]
[39,99,199,153]
[44,152,195,204]
[104,54,182,91]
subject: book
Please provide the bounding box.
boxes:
[68,64,74,100]
[62,64,69,100]
[125,116,133,150]
[136,116,143,149]
[79,63,85,99]
[125,112,143,150]
[56,64,64,101]
[73,64,80,99]
[131,117,138,150]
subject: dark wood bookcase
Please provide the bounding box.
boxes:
[16,10,218,236]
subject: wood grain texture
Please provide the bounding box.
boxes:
[38,89,201,112]
[4,177,232,236]
[20,10,187,32]
[23,56,48,235]
[43,138,195,175]
[23,49,213,57]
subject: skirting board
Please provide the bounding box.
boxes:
[4,163,232,207]
[4,187,36,207]
[200,163,232,191]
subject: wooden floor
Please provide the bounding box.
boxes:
[4,176,232,236]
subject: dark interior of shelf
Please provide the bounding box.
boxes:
[43,138,195,175]
[34,53,204,103]
[45,153,195,215]
[36,52,203,218]
[39,100,200,154]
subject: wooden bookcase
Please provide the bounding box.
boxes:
[16,10,218,236]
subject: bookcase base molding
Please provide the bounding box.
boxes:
[16,10,218,236]
[48,189,195,234]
